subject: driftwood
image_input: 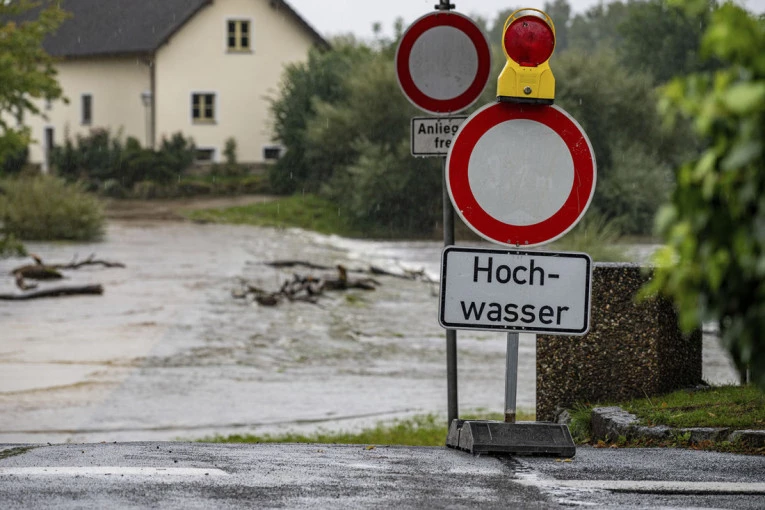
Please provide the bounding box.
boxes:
[0,284,104,300]
[7,253,124,297]
[264,260,430,282]
[234,265,379,306]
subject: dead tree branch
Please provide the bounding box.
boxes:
[0,284,104,300]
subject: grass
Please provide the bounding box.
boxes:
[623,385,765,430]
[184,194,361,237]
[203,410,536,446]
[0,176,104,241]
[548,213,629,262]
[569,385,765,454]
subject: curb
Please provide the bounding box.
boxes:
[590,407,765,447]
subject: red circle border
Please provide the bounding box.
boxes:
[447,103,596,247]
[396,12,491,115]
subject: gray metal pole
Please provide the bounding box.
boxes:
[504,332,519,423]
[442,157,458,425]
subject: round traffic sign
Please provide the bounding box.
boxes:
[446,102,596,247]
[396,11,491,115]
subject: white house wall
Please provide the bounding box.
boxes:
[155,0,317,163]
[26,57,151,169]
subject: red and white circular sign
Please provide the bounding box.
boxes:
[396,11,491,115]
[446,102,597,247]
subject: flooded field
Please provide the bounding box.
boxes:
[0,218,739,444]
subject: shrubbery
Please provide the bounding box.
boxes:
[0,176,104,241]
[51,129,196,195]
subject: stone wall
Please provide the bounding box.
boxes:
[536,263,702,422]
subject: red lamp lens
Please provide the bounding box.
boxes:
[504,16,555,67]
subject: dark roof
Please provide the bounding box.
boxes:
[16,0,328,58]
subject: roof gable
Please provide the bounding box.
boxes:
[23,0,328,58]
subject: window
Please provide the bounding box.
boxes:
[81,94,92,125]
[227,20,250,51]
[195,148,215,163]
[263,145,283,161]
[192,93,215,123]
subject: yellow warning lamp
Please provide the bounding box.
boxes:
[497,9,556,104]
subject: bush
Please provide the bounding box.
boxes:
[0,176,104,241]
[0,146,29,177]
[0,233,26,258]
[50,129,196,189]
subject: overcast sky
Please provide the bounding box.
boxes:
[287,0,765,39]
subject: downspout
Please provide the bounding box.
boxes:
[150,54,156,149]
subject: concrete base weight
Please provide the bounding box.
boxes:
[446,420,576,457]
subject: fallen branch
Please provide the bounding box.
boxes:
[0,284,104,301]
[52,253,126,270]
[234,265,379,306]
[8,253,125,297]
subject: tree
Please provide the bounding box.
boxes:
[0,0,68,166]
[554,50,692,234]
[618,0,718,83]
[646,2,765,388]
[268,39,370,194]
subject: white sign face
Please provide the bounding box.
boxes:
[411,116,467,157]
[439,247,592,335]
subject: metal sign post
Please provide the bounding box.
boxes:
[504,332,519,423]
[397,3,491,428]
[442,159,458,425]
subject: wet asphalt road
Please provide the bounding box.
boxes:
[2,442,765,509]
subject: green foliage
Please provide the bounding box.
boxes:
[0,145,29,176]
[268,41,371,194]
[549,212,628,262]
[202,410,535,445]
[555,50,688,234]
[618,0,718,83]
[566,0,716,84]
[623,385,765,429]
[185,194,359,237]
[0,1,68,165]
[51,129,196,192]
[646,4,765,389]
[568,404,594,443]
[0,233,26,258]
[0,175,103,241]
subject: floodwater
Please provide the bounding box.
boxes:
[0,220,739,444]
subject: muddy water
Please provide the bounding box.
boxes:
[0,221,739,444]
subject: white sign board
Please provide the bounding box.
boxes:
[439,246,592,335]
[411,116,467,156]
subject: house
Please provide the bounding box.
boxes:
[23,0,328,172]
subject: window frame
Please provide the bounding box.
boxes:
[81,93,93,125]
[226,18,253,53]
[194,147,217,163]
[191,92,217,124]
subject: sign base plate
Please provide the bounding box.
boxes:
[446,420,575,457]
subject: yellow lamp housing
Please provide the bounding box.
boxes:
[497,8,556,104]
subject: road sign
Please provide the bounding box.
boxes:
[411,116,467,157]
[396,11,491,115]
[446,102,596,247]
[439,246,592,335]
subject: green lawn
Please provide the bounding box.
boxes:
[184,194,361,237]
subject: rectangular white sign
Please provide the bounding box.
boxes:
[439,247,592,335]
[411,116,467,157]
